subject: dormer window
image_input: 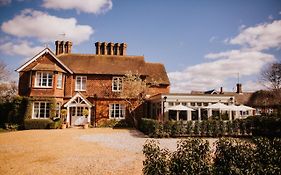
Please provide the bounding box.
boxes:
[35,72,53,88]
[112,77,123,92]
[75,76,87,91]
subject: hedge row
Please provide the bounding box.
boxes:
[139,118,252,138]
[24,118,61,129]
[143,137,281,175]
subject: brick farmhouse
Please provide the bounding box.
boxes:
[16,41,170,126]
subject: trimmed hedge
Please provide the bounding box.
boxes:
[143,137,281,175]
[24,119,54,129]
[97,119,133,128]
[247,115,281,137]
[139,118,252,138]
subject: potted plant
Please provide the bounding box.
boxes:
[60,109,67,129]
[83,109,89,129]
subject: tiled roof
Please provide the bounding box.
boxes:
[57,54,170,85]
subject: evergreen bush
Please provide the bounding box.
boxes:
[24,119,54,129]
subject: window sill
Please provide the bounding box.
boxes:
[33,86,53,89]
[75,90,86,92]
[109,117,125,120]
[112,90,122,92]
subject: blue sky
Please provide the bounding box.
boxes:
[0,0,281,92]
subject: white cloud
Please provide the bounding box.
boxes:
[0,0,11,6]
[169,20,281,92]
[168,50,275,92]
[1,9,94,44]
[229,20,281,51]
[0,40,44,57]
[242,80,265,92]
[42,0,112,14]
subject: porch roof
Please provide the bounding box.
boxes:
[64,92,93,107]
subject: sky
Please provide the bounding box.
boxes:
[0,0,281,92]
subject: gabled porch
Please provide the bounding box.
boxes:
[64,92,93,126]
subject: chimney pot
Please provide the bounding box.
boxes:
[220,87,224,94]
[108,42,114,55]
[236,83,242,94]
[114,43,120,55]
[120,43,127,56]
[95,42,101,55]
[64,41,72,54]
[101,42,107,55]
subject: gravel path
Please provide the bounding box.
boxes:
[0,128,217,175]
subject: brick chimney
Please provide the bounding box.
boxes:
[120,43,127,55]
[95,42,101,55]
[236,83,242,94]
[108,42,114,55]
[64,41,72,54]
[55,40,72,55]
[101,42,107,55]
[220,87,224,94]
[95,42,127,56]
[114,43,120,55]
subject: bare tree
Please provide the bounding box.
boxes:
[260,62,281,91]
[0,61,9,81]
[119,72,151,126]
[0,61,17,102]
[0,81,17,103]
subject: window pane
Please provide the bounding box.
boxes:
[33,102,39,118]
[57,74,62,88]
[82,78,86,90]
[39,103,46,118]
[36,73,41,86]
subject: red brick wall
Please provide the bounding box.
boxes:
[18,71,31,96]
[19,53,68,98]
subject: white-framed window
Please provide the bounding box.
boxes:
[32,102,50,118]
[112,77,123,92]
[75,76,87,91]
[57,73,63,89]
[35,72,53,88]
[109,104,125,119]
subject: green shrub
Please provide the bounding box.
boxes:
[247,115,281,137]
[24,119,54,129]
[254,137,281,174]
[170,139,211,175]
[193,121,200,136]
[225,121,234,136]
[213,138,257,175]
[139,118,160,137]
[185,121,193,135]
[143,140,170,175]
[4,123,19,131]
[49,118,61,129]
[113,119,133,128]
[143,137,281,175]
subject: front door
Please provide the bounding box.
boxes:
[70,106,87,126]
